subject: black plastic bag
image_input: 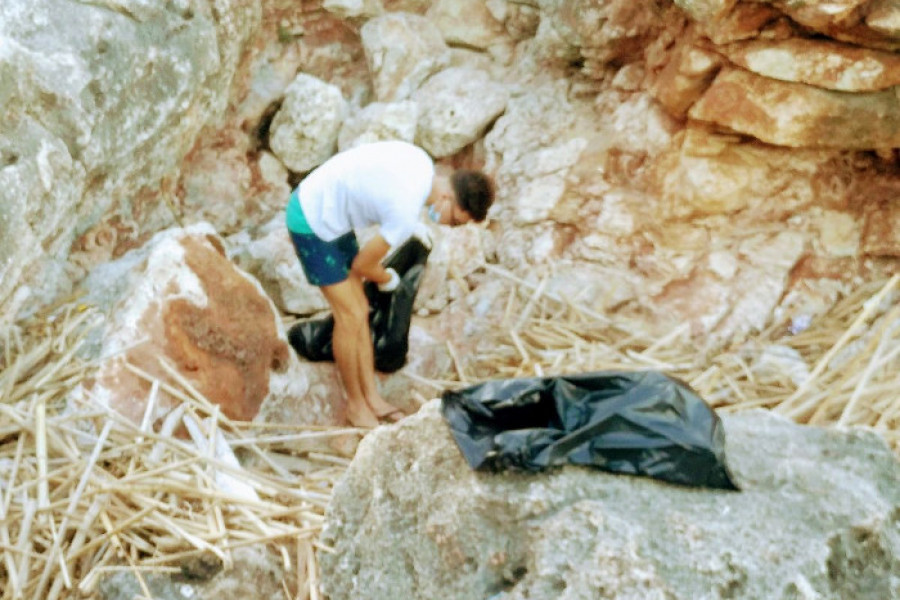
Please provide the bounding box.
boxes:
[441,370,738,490]
[288,237,430,373]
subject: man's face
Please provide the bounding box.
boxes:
[439,197,474,226]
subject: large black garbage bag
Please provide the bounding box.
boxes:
[288,237,430,373]
[441,370,738,490]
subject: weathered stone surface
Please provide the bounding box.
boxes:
[99,546,285,600]
[688,67,900,149]
[693,2,780,45]
[413,67,509,158]
[484,81,595,225]
[721,38,900,92]
[320,402,900,600]
[861,180,900,257]
[76,223,332,426]
[655,127,832,218]
[337,100,419,150]
[360,12,451,102]
[651,231,806,346]
[323,0,384,20]
[227,216,330,316]
[414,224,487,314]
[673,0,738,22]
[532,0,668,74]
[868,0,900,38]
[652,40,723,117]
[269,73,349,173]
[0,0,260,327]
[426,0,507,50]
[180,140,289,235]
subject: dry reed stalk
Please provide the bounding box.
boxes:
[1,306,353,599]
[2,273,899,597]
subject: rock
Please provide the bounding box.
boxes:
[323,0,384,20]
[654,127,833,218]
[721,38,900,92]
[651,39,723,117]
[414,224,487,313]
[531,0,667,74]
[75,223,334,427]
[269,73,349,173]
[179,141,288,235]
[861,179,900,257]
[868,0,900,38]
[426,0,507,50]
[320,402,900,600]
[0,0,260,326]
[689,67,900,149]
[413,67,509,158]
[484,82,595,225]
[226,215,330,316]
[337,100,419,150]
[98,546,285,600]
[360,12,451,102]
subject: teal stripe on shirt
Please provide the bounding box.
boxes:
[286,189,313,234]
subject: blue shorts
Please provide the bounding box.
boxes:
[287,192,359,287]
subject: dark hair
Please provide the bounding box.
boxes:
[451,170,495,222]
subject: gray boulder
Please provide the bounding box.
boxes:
[0,0,260,326]
[320,401,900,600]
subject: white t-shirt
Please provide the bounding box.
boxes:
[296,141,435,246]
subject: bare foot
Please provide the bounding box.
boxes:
[345,401,379,428]
[366,395,406,423]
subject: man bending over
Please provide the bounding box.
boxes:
[286,140,495,427]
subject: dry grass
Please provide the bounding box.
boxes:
[0,304,362,600]
[1,273,897,598]
[474,269,900,452]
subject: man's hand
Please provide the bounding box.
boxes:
[377,267,401,292]
[412,222,434,250]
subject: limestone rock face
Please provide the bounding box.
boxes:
[720,38,900,92]
[269,73,349,173]
[689,67,900,149]
[0,0,260,326]
[77,223,333,426]
[426,0,507,50]
[99,546,285,600]
[337,100,419,150]
[360,12,451,102]
[320,402,900,600]
[227,216,330,316]
[413,67,510,158]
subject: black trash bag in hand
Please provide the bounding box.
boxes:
[441,370,738,490]
[288,237,430,373]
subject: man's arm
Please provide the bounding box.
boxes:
[350,234,392,284]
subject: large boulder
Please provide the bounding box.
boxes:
[413,67,509,158]
[269,73,349,173]
[689,68,900,149]
[75,223,334,426]
[0,0,260,327]
[360,12,451,102]
[320,402,900,599]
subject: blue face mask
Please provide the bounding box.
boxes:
[427,204,441,223]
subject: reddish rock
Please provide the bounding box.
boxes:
[84,226,305,426]
[694,2,782,44]
[688,67,900,149]
[861,182,900,257]
[720,38,900,91]
[652,40,723,117]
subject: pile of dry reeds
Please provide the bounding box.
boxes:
[475,268,900,453]
[1,272,897,598]
[0,304,361,600]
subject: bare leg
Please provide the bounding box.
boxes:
[321,279,378,428]
[353,291,404,421]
